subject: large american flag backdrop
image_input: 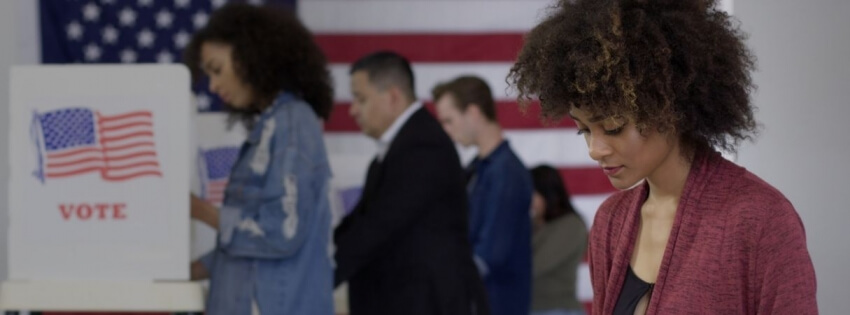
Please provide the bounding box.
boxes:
[37,0,613,313]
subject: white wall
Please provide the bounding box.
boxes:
[16,0,39,65]
[735,1,850,313]
[0,0,38,283]
[0,0,19,282]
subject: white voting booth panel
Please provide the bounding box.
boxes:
[0,281,204,312]
[3,65,203,312]
[8,65,190,280]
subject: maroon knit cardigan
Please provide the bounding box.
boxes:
[589,150,817,314]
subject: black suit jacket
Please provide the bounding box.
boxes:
[334,108,490,315]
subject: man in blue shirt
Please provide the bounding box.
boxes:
[433,76,534,315]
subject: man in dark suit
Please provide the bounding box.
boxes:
[334,51,489,315]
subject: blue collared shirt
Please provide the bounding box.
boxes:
[200,93,334,315]
[467,140,533,315]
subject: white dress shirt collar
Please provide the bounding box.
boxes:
[376,100,423,161]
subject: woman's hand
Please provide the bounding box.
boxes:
[191,194,219,230]
[190,260,210,281]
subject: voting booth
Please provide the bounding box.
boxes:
[1,65,203,313]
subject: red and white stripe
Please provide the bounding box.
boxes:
[45,145,105,179]
[97,111,162,181]
[205,179,227,205]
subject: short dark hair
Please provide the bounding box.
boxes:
[531,165,579,223]
[183,3,334,122]
[350,51,416,100]
[431,76,497,122]
[508,0,758,154]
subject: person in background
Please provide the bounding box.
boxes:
[333,51,489,315]
[183,3,335,315]
[529,165,588,315]
[508,0,817,313]
[432,75,533,315]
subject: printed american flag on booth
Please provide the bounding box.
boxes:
[198,146,240,205]
[32,107,162,182]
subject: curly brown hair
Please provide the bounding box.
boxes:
[183,3,333,122]
[508,0,757,153]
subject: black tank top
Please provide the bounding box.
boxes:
[613,266,655,315]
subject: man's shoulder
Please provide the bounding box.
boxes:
[394,108,456,151]
[483,145,530,179]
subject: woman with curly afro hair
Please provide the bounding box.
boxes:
[509,0,817,314]
[183,3,335,315]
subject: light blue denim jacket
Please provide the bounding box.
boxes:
[199,93,333,315]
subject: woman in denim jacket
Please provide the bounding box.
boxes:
[183,4,335,315]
